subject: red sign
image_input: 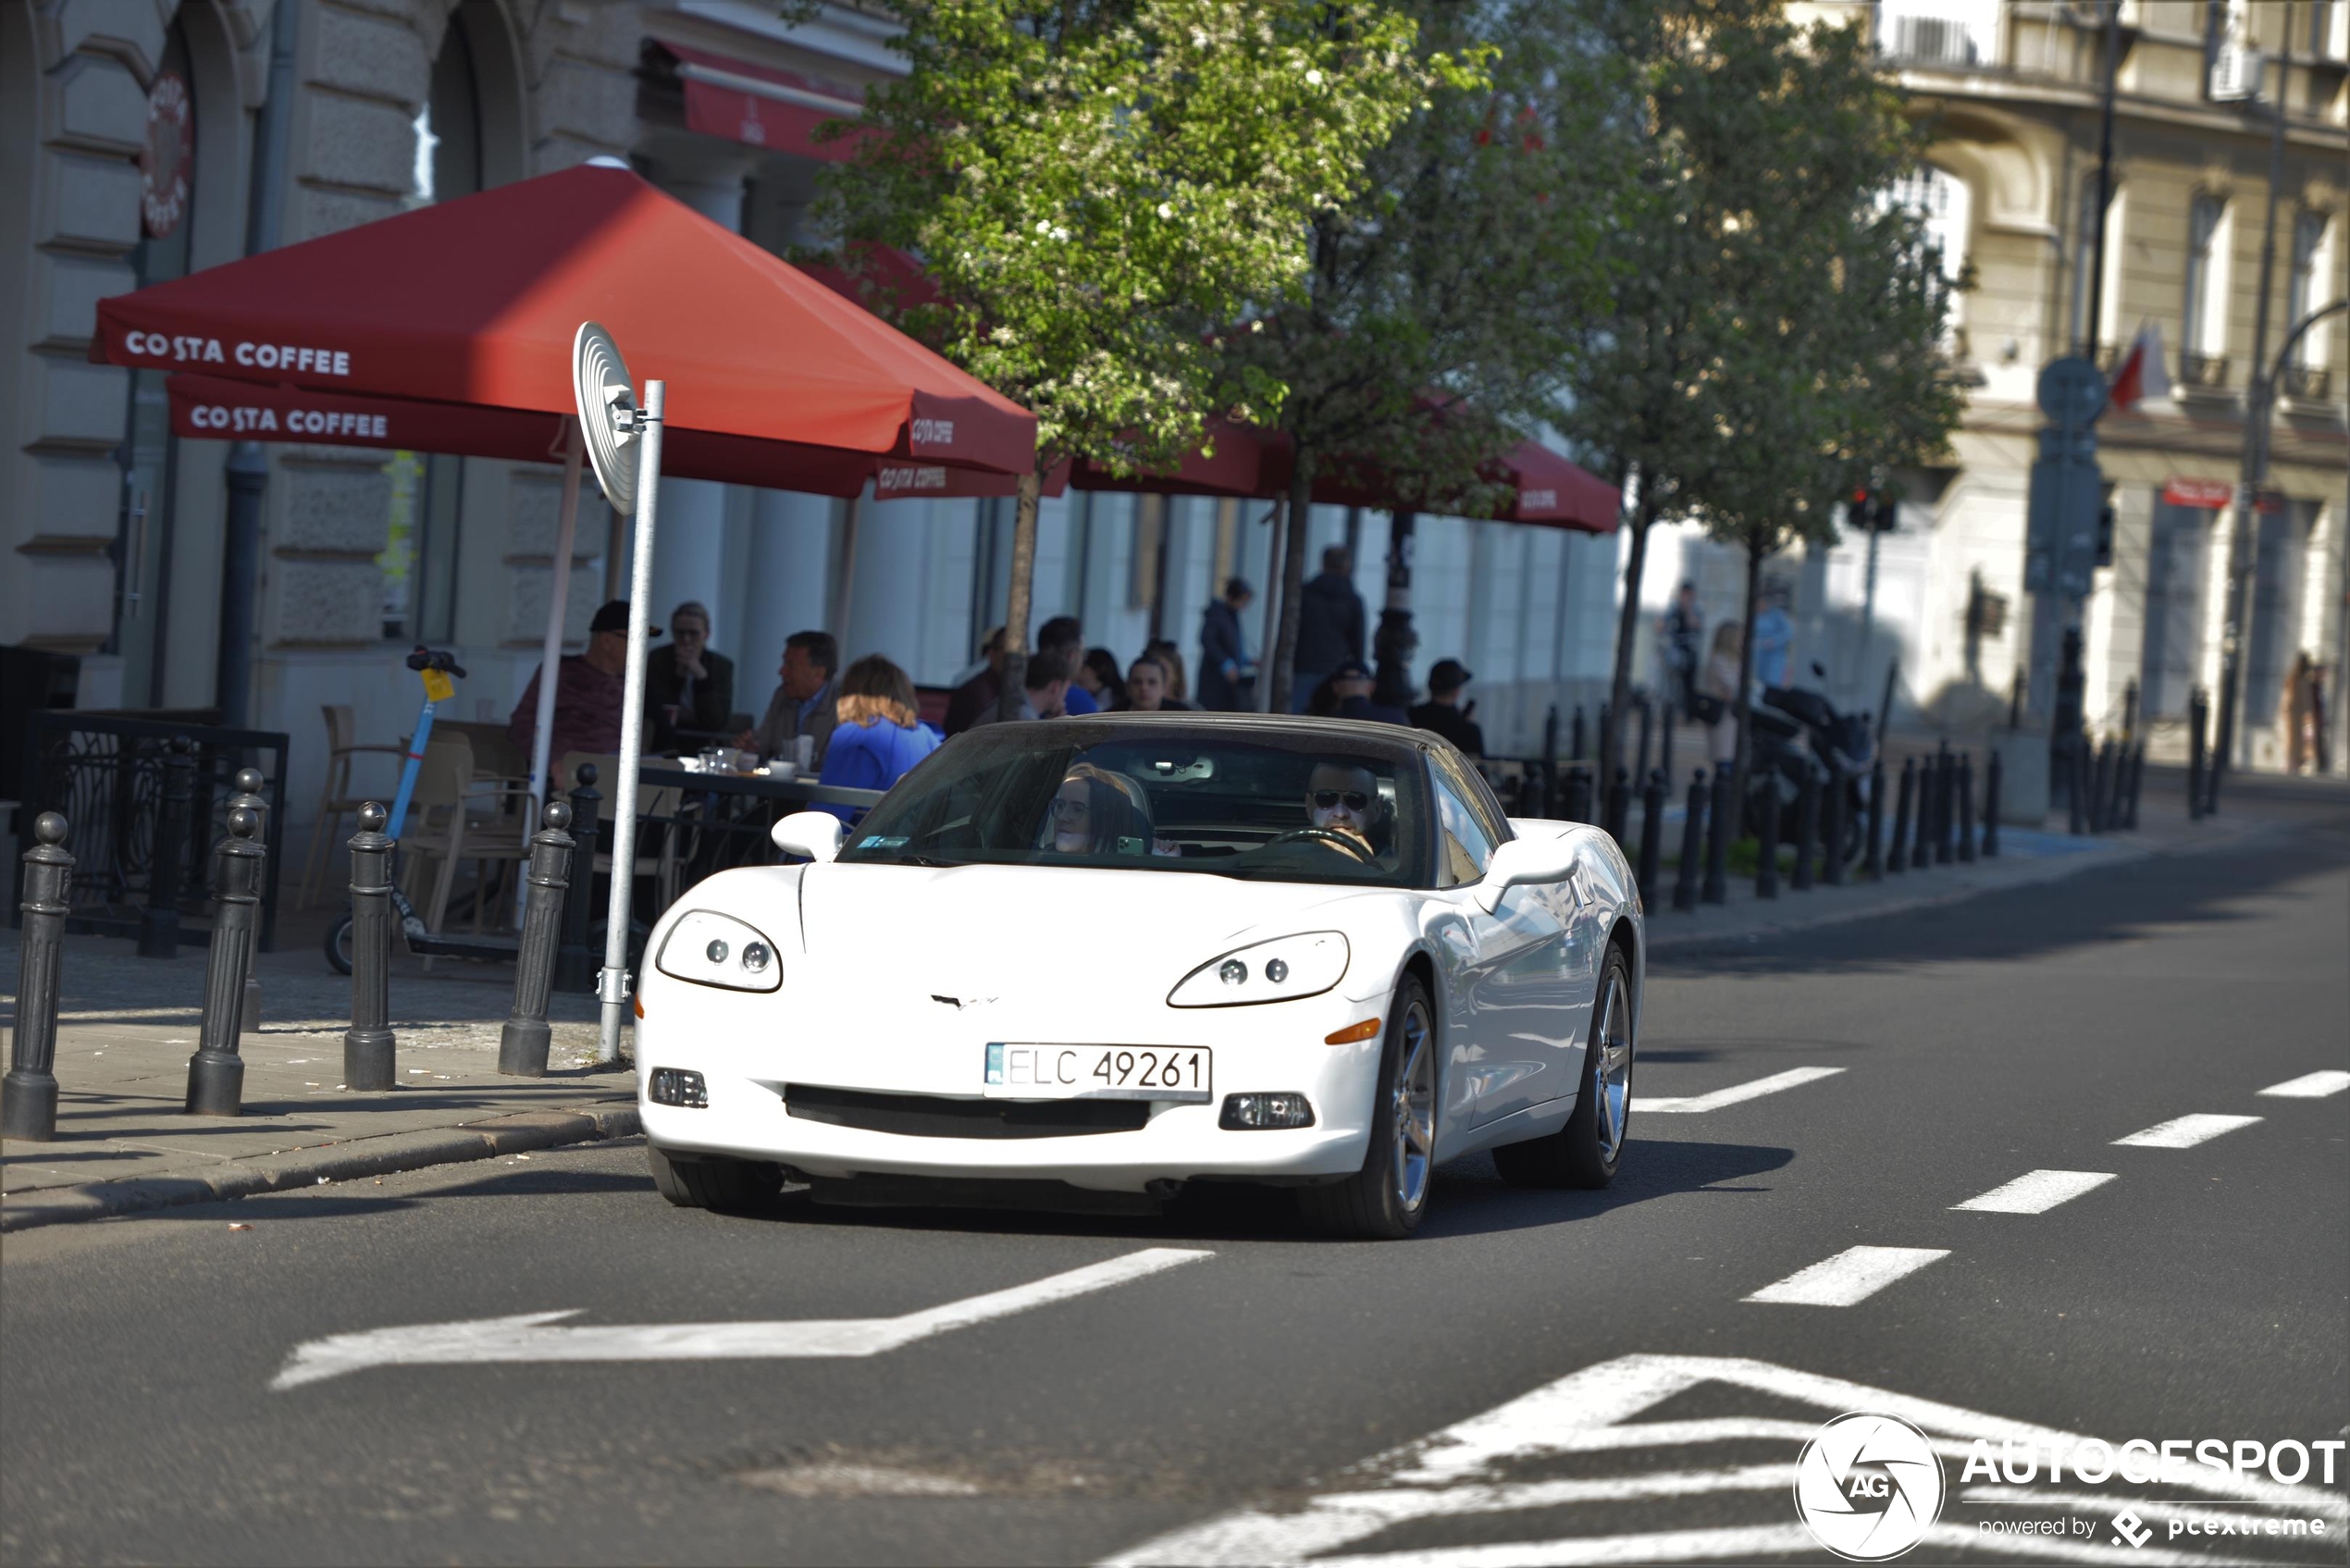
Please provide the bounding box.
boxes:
[141,70,192,238]
[2162,476,2232,510]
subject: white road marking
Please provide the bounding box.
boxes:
[1952,1169,2117,1214]
[273,1247,1209,1389]
[2257,1069,2350,1099]
[2112,1114,2263,1148]
[1101,1353,2340,1568]
[1743,1245,1948,1305]
[1639,1066,1844,1113]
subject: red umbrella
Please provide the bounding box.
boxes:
[95,162,1033,474]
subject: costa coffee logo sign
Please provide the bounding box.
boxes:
[2162,476,2232,510]
[141,70,192,239]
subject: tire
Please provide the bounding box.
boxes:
[1297,975,1438,1241]
[647,1143,783,1213]
[1492,945,1635,1190]
[323,913,354,976]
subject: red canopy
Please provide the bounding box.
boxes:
[163,373,1022,502]
[1290,437,1619,532]
[97,162,1034,475]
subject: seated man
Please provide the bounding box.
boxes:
[1301,760,1388,860]
[509,599,646,767]
[739,630,838,767]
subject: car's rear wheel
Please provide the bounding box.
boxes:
[1492,945,1634,1190]
[648,1143,783,1212]
[1298,975,1436,1241]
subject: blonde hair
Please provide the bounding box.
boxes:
[835,653,919,729]
[1710,622,1743,660]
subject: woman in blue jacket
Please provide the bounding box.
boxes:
[817,654,940,824]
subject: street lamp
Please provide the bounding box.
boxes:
[2205,295,2347,810]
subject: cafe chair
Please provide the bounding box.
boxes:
[300,704,402,908]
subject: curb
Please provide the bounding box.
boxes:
[0,1104,641,1233]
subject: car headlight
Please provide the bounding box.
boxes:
[1168,932,1348,1007]
[654,910,782,993]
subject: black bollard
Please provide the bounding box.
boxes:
[140,735,195,958]
[1957,755,1977,862]
[2125,742,2145,830]
[1820,763,1846,886]
[1562,764,1595,825]
[1604,765,1631,849]
[1934,746,1956,864]
[1538,707,1559,817]
[227,767,267,1037]
[185,807,263,1116]
[1863,756,1887,879]
[1983,749,2002,858]
[2,814,74,1140]
[2067,741,2087,834]
[1911,754,1934,870]
[1754,777,1781,899]
[2100,739,2121,831]
[2186,692,2206,821]
[556,763,603,993]
[1634,697,1654,785]
[1702,767,1733,905]
[1889,757,1916,875]
[500,800,576,1078]
[1658,699,1676,793]
[1672,770,1707,912]
[1636,769,1666,910]
[1789,768,1818,892]
[1570,704,1587,762]
[342,802,397,1093]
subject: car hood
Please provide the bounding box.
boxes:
[796,861,1391,1004]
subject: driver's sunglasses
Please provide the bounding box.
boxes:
[1312,789,1369,810]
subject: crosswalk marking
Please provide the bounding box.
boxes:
[1639,1066,1844,1114]
[1952,1169,2117,1215]
[2257,1069,2350,1099]
[2112,1114,2262,1149]
[1743,1245,1948,1306]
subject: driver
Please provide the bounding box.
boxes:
[1304,761,1383,858]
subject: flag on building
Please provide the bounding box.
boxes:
[2108,322,2171,414]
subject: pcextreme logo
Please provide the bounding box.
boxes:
[1794,1412,1948,1560]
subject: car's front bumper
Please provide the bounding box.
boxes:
[635,977,1385,1193]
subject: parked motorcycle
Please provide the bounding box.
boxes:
[1745,661,1873,866]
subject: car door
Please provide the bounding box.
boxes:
[1429,758,1578,1129]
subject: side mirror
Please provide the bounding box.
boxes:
[773,810,844,863]
[1475,835,1578,914]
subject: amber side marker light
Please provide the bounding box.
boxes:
[1324,1017,1381,1045]
[633,994,645,1019]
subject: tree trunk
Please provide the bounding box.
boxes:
[1728,537,1764,825]
[1602,485,1661,780]
[996,466,1044,721]
[1269,449,1317,714]
[1371,508,1419,710]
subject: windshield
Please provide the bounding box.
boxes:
[836,725,1429,886]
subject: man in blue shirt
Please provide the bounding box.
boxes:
[741,629,839,766]
[1038,616,1098,714]
[1751,580,1794,691]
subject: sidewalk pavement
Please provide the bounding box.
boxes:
[1,921,637,1232]
[5,766,2336,1231]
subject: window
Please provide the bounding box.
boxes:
[1429,753,1505,887]
[1882,164,1970,354]
[2287,211,2331,370]
[2181,194,2228,377]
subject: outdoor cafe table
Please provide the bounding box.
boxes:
[629,764,885,916]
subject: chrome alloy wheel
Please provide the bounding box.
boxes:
[1390,998,1436,1212]
[1590,968,1633,1161]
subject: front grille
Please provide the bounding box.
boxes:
[783,1084,1150,1140]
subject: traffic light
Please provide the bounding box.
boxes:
[1849,488,1898,533]
[2094,503,2115,569]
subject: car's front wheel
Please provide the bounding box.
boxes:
[1297,975,1437,1241]
[1493,945,1634,1190]
[648,1143,783,1213]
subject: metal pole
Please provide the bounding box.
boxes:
[2187,688,2207,819]
[227,767,266,1037]
[186,807,263,1116]
[2,813,73,1140]
[342,801,396,1092]
[1889,757,1915,875]
[2211,14,2294,795]
[1957,755,1977,862]
[1863,755,1886,879]
[140,735,194,959]
[1754,779,1781,900]
[1983,749,2002,857]
[1911,753,1935,870]
[1636,769,1665,910]
[1820,762,1846,886]
[1855,522,1881,711]
[1701,768,1732,905]
[500,799,575,1078]
[1672,769,1707,913]
[1935,744,1957,864]
[600,380,665,1065]
[2081,0,2121,357]
[1255,501,1287,713]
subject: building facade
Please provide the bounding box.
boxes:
[1678,0,2350,773]
[1,0,1619,843]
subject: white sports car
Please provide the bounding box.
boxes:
[635,713,1641,1239]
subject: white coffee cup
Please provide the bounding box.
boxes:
[792,734,815,770]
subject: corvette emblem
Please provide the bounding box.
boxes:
[931,994,997,1009]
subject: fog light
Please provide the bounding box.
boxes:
[649,1068,708,1108]
[1220,1092,1315,1130]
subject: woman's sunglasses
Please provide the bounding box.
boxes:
[1311,789,1369,810]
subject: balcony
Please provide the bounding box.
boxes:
[2179,352,2230,389]
[1876,8,1997,70]
[2283,364,2334,401]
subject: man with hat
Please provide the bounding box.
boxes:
[508,599,651,767]
[1410,659,1485,757]
[1317,658,1408,726]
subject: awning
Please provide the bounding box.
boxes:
[648,40,871,163]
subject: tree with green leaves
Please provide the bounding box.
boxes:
[816,0,1443,712]
[1560,0,1960,802]
[1218,0,1633,711]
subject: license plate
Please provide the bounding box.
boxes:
[983,1043,1212,1103]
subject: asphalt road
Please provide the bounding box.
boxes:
[5,809,2346,1567]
